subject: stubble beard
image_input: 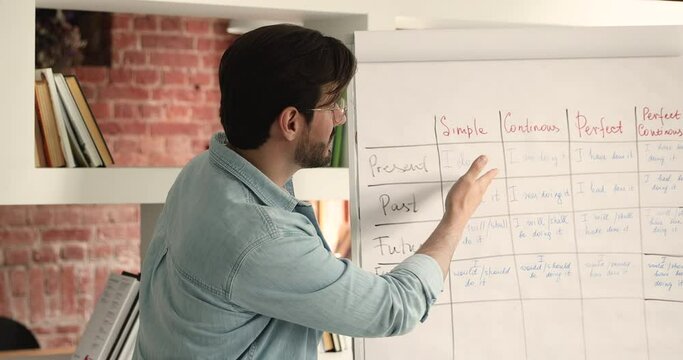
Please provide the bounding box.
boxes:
[294,131,332,168]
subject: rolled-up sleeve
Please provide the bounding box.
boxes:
[387,254,444,323]
[228,233,443,338]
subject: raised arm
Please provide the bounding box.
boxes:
[416,155,498,277]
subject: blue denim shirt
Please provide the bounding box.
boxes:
[134,133,443,359]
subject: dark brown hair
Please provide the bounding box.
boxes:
[219,24,356,149]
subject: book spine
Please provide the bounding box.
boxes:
[107,295,139,360]
[62,110,88,167]
[55,73,103,167]
[72,275,139,360]
[116,317,139,360]
[331,124,344,167]
[65,76,114,166]
[36,68,76,167]
[331,332,341,352]
[35,81,66,167]
[34,112,48,167]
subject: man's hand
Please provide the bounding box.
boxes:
[416,155,498,278]
[443,155,498,228]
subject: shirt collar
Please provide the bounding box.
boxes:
[209,132,301,212]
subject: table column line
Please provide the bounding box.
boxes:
[434,115,455,360]
[566,109,589,360]
[498,111,529,360]
[634,105,652,360]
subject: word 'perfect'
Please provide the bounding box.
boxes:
[574,111,624,138]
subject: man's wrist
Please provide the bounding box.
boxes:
[441,210,468,231]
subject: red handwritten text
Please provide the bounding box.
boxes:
[642,106,681,126]
[503,112,560,134]
[439,115,488,138]
[638,124,683,137]
[574,111,623,138]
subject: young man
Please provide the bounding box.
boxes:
[135,24,497,359]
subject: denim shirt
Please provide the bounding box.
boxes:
[134,133,443,359]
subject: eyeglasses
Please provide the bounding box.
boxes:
[307,98,347,126]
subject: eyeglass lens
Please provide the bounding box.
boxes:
[335,99,347,124]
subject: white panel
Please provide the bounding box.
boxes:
[352,27,683,360]
[0,0,34,171]
[355,26,683,63]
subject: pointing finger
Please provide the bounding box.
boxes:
[465,155,488,180]
[477,168,498,190]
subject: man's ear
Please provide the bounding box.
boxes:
[276,106,305,141]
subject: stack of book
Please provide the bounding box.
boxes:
[320,331,350,353]
[35,68,114,168]
[312,199,352,354]
[311,200,350,258]
[72,272,140,360]
[328,90,348,168]
[329,123,346,168]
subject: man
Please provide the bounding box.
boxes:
[135,24,497,359]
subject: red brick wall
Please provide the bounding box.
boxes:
[79,14,232,166]
[0,13,235,348]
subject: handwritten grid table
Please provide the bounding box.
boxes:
[355,57,683,360]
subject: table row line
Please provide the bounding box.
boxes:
[369,253,683,303]
[359,174,682,223]
[361,208,683,261]
[360,142,682,184]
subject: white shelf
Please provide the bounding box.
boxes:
[293,168,350,201]
[35,0,367,22]
[0,168,180,205]
[0,167,348,205]
[34,0,378,44]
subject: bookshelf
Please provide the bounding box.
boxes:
[2,0,683,358]
[3,0,366,206]
[1,0,364,266]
